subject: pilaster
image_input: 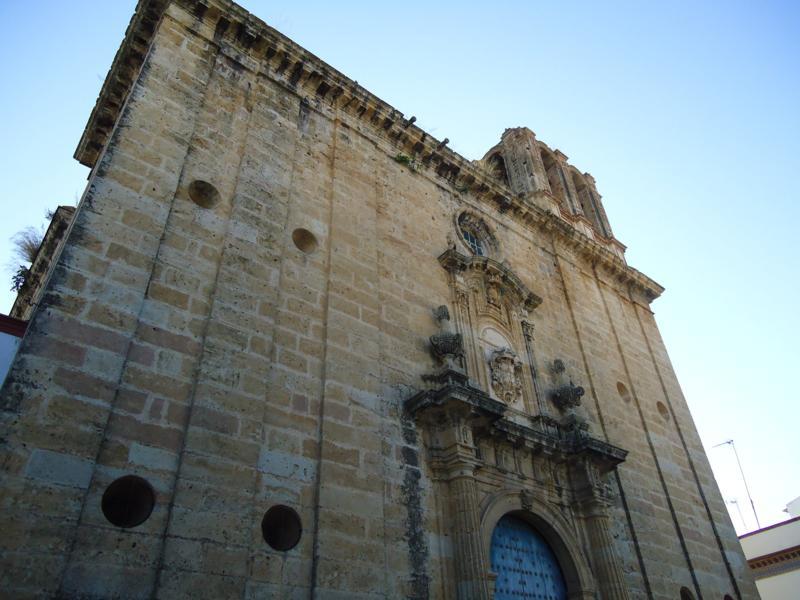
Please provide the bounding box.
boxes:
[416,392,498,600]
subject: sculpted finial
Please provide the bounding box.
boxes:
[550,359,587,429]
[433,305,450,324]
[429,305,464,372]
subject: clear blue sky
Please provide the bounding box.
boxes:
[1,1,797,532]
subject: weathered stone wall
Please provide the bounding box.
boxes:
[0,1,757,599]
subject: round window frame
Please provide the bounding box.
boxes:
[455,211,499,259]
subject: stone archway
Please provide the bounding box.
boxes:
[490,513,568,599]
[481,491,595,600]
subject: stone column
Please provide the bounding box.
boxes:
[422,403,492,600]
[445,462,491,600]
[581,493,630,600]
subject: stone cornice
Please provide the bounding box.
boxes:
[74,0,167,169]
[555,203,627,254]
[406,380,627,472]
[407,379,507,420]
[75,0,664,303]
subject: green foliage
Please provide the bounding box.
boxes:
[394,153,420,172]
[11,265,28,292]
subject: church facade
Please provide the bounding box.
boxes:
[0,1,758,598]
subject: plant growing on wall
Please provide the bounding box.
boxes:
[11,265,28,292]
[7,221,44,292]
[394,153,420,172]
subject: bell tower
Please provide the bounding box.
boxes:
[481,127,623,259]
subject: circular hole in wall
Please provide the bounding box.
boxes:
[291,228,318,254]
[261,505,302,551]
[188,180,221,209]
[657,401,670,420]
[616,381,631,403]
[102,475,156,528]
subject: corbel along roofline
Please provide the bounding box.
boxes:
[74,0,167,169]
[74,0,664,303]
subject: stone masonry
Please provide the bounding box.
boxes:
[0,1,759,598]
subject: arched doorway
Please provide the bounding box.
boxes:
[490,514,568,599]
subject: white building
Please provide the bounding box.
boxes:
[786,497,800,519]
[739,513,800,600]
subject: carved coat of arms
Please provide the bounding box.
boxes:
[489,347,523,405]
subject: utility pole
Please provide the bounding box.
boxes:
[714,439,761,529]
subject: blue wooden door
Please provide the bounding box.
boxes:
[490,514,567,600]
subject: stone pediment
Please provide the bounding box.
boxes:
[438,248,542,312]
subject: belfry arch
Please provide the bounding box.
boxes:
[540,147,570,209]
[570,168,610,237]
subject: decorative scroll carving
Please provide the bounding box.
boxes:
[489,347,523,405]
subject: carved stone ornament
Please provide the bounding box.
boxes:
[593,480,614,504]
[549,358,589,435]
[489,347,523,405]
[485,273,502,307]
[552,381,585,412]
[550,359,585,412]
[520,488,534,512]
[429,305,465,371]
[438,248,542,313]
